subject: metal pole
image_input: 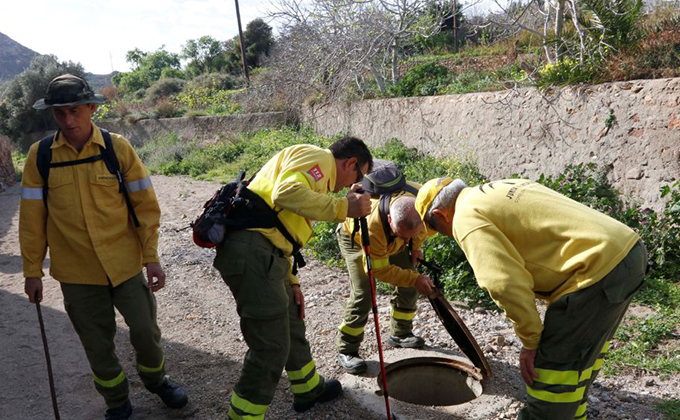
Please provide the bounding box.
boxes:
[359,217,395,420]
[36,302,60,420]
[234,0,250,87]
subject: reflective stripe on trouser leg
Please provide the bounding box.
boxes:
[214,231,293,419]
[285,283,325,403]
[336,227,371,354]
[228,392,268,420]
[524,341,609,420]
[387,249,418,336]
[60,281,129,408]
[112,272,166,389]
[520,242,646,420]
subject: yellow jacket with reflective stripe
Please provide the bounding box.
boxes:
[343,183,426,288]
[452,179,639,350]
[19,124,160,286]
[247,144,349,284]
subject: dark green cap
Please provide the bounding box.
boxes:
[33,74,105,110]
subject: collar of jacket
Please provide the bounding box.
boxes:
[52,123,106,150]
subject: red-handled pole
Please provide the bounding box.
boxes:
[359,217,395,420]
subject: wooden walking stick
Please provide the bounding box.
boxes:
[35,300,60,420]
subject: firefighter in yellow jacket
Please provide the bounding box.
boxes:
[336,188,435,374]
[212,137,373,419]
[20,74,187,420]
[415,177,646,420]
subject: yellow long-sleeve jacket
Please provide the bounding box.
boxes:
[19,124,161,286]
[452,179,639,350]
[247,144,349,284]
[343,183,426,288]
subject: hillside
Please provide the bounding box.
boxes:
[0,31,38,81]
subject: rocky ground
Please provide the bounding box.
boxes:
[1,175,678,419]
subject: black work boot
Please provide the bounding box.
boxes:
[337,352,368,374]
[147,375,188,409]
[386,333,425,349]
[292,379,343,413]
[104,400,132,420]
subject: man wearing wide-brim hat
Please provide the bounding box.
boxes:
[20,74,188,420]
[415,177,646,420]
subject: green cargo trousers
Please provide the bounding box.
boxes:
[60,272,166,409]
[213,230,326,420]
[336,226,418,354]
[518,241,647,420]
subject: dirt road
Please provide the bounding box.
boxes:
[1,176,677,419]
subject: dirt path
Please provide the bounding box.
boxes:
[1,175,678,419]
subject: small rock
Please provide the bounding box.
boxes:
[491,335,506,347]
[588,395,601,404]
[645,379,656,387]
[615,391,631,403]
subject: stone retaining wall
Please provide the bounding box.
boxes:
[304,78,680,211]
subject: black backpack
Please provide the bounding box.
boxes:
[36,129,140,227]
[191,171,307,275]
[355,159,418,244]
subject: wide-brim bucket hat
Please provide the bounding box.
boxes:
[33,74,105,110]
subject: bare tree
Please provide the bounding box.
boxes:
[268,0,446,96]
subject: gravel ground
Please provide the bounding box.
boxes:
[1,175,678,419]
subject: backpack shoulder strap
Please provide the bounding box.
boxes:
[98,128,141,227]
[403,183,418,196]
[37,132,57,208]
[379,193,393,244]
[99,129,121,173]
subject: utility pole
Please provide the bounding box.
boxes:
[452,0,458,53]
[234,0,250,87]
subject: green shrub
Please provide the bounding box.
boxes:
[173,87,241,115]
[189,72,241,90]
[537,163,680,281]
[145,78,186,104]
[536,57,599,88]
[390,63,451,97]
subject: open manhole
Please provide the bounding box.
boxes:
[379,356,483,406]
[377,282,492,407]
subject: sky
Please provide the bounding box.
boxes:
[0,0,277,74]
[1,0,498,75]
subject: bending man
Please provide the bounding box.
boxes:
[213,137,372,419]
[337,194,434,374]
[415,177,646,420]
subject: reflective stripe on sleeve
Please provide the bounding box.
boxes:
[21,187,44,200]
[371,257,390,270]
[125,176,153,193]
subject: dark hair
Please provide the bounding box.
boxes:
[329,136,373,172]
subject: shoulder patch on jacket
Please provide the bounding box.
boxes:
[307,165,324,182]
